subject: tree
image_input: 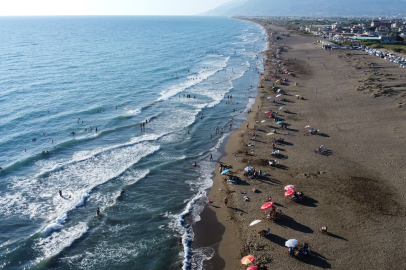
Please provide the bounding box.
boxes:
[395,35,404,42]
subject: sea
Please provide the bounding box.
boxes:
[0,16,266,270]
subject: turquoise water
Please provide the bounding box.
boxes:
[0,16,266,270]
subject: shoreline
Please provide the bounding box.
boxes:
[193,18,406,270]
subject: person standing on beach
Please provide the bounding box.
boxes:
[224,197,228,208]
[210,153,213,161]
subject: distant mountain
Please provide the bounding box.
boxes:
[201,0,249,16]
[200,0,406,17]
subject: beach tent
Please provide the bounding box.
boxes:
[284,185,295,191]
[246,266,258,270]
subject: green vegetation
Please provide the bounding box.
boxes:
[371,44,406,54]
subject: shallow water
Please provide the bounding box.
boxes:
[0,16,266,270]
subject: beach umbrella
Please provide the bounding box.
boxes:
[249,220,262,226]
[241,255,255,265]
[267,133,275,136]
[276,121,283,124]
[261,120,266,123]
[221,169,230,175]
[246,266,258,270]
[285,239,299,248]
[276,94,282,97]
[304,125,311,128]
[261,202,273,210]
[284,185,295,191]
[245,166,254,172]
[285,190,294,197]
[267,96,272,99]
[265,110,270,113]
[279,106,284,110]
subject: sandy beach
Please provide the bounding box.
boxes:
[192,19,406,270]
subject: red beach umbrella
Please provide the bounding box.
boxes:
[241,255,255,265]
[285,190,294,197]
[261,202,273,210]
[284,185,295,191]
[246,266,258,270]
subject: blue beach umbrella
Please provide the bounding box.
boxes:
[277,121,283,124]
[279,106,284,110]
[221,169,230,175]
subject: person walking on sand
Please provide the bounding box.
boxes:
[224,197,228,208]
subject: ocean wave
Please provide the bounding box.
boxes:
[158,57,230,101]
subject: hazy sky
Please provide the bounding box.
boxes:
[0,0,232,16]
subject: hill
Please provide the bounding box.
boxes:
[201,0,406,17]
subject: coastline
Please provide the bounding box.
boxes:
[193,18,406,270]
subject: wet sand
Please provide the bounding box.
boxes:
[193,20,406,269]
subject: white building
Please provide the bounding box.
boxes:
[332,22,343,29]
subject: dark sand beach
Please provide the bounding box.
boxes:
[193,19,406,269]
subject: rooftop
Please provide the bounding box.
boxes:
[349,37,380,40]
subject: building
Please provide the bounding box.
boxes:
[371,20,391,29]
[332,22,343,29]
[379,36,396,44]
[392,22,402,28]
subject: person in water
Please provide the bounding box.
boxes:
[96,207,100,216]
[59,190,62,197]
[121,189,125,194]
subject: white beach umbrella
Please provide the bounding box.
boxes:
[285,239,299,248]
[245,166,254,172]
[276,94,282,97]
[249,220,262,226]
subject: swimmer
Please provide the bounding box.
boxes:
[59,190,62,197]
[192,162,197,167]
[96,207,100,216]
[121,189,125,194]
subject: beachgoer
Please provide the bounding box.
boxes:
[121,189,125,194]
[96,207,100,216]
[223,197,228,208]
[210,153,213,161]
[59,190,62,197]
